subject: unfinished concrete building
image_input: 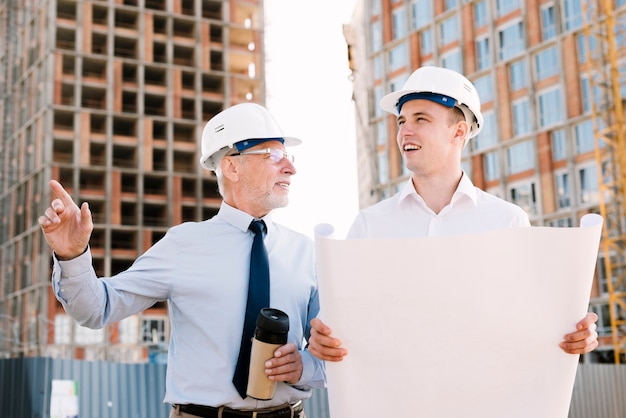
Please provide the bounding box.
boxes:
[0,0,265,361]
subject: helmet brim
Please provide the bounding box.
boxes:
[380,90,409,116]
[283,136,302,147]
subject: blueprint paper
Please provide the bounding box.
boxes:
[314,214,602,418]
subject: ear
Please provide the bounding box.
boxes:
[453,120,470,146]
[220,155,240,182]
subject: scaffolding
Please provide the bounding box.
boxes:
[582,0,626,364]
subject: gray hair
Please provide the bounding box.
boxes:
[214,167,225,197]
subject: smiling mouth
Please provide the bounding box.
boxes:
[403,144,422,152]
[277,182,290,189]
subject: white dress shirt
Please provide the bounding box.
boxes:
[348,173,530,239]
[52,202,325,409]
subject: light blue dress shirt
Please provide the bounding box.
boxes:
[52,202,325,409]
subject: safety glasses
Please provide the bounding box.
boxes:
[231,148,295,164]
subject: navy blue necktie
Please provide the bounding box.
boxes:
[232,220,270,398]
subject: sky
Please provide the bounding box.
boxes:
[263,0,359,238]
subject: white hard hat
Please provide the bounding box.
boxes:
[379,66,483,139]
[200,102,302,171]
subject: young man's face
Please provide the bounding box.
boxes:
[395,99,466,177]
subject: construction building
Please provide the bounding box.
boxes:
[344,0,626,363]
[3,0,625,370]
[0,0,265,361]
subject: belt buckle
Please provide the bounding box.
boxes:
[287,400,303,418]
[291,400,303,414]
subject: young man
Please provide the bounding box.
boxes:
[309,66,598,361]
[39,103,324,418]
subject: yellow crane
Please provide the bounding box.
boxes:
[582,0,626,364]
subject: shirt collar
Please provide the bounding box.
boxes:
[453,172,478,206]
[217,201,274,233]
[397,171,478,208]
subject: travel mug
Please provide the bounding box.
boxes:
[246,308,290,400]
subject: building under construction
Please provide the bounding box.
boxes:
[3,0,626,370]
[0,0,265,360]
[344,0,626,363]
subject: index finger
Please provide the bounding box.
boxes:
[276,342,297,356]
[49,180,76,207]
[311,318,332,335]
[578,312,598,329]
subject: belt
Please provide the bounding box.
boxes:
[175,400,303,418]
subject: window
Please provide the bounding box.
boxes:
[476,37,491,70]
[541,5,557,40]
[547,217,573,227]
[580,76,591,112]
[441,49,462,73]
[551,129,567,161]
[554,170,571,208]
[538,88,563,128]
[474,111,497,151]
[371,20,382,52]
[54,314,72,344]
[421,29,433,55]
[578,163,599,204]
[440,15,459,46]
[444,0,458,10]
[371,0,381,15]
[412,0,432,30]
[512,98,531,136]
[475,0,488,28]
[576,34,586,63]
[563,0,583,31]
[574,120,594,153]
[385,73,409,112]
[576,33,599,63]
[474,74,494,103]
[378,151,389,184]
[534,46,559,81]
[509,60,527,91]
[392,7,407,39]
[374,85,385,117]
[590,303,612,336]
[484,151,500,181]
[75,324,105,344]
[119,316,139,344]
[141,317,168,344]
[373,55,383,80]
[507,140,535,175]
[596,256,608,294]
[499,21,525,60]
[509,181,537,215]
[580,74,605,113]
[497,0,520,17]
[388,43,408,72]
[389,74,408,93]
[376,120,387,146]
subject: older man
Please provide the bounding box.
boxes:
[39,103,324,418]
